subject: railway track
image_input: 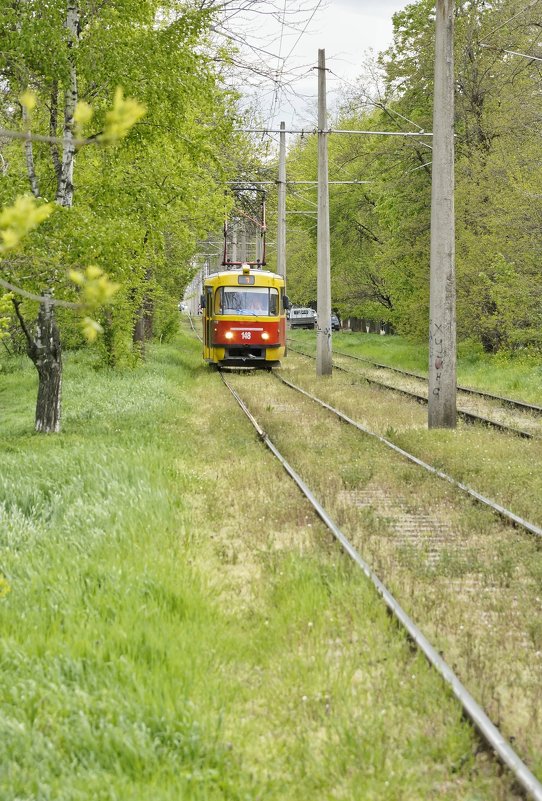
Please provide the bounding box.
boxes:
[287,339,542,439]
[275,370,542,538]
[187,315,542,534]
[221,372,542,801]
[328,344,542,415]
[188,316,542,531]
[184,317,542,792]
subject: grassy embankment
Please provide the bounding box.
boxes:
[290,329,542,403]
[0,330,518,800]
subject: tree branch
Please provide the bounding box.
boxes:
[0,127,90,147]
[0,277,79,308]
[12,298,35,353]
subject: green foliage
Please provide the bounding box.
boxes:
[0,292,14,341]
[98,87,146,145]
[0,195,53,253]
[0,0,239,365]
[284,0,542,353]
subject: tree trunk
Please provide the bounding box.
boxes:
[33,300,62,433]
[13,297,63,433]
[49,80,62,185]
[133,308,146,358]
[56,0,79,207]
[132,268,153,357]
[22,105,40,198]
[143,293,154,339]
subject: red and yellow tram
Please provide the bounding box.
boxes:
[201,264,289,366]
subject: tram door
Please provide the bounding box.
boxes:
[204,286,213,351]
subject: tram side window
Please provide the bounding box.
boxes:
[269,289,278,316]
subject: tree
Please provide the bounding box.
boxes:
[0,0,239,430]
[282,0,542,354]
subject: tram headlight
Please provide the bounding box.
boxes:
[225,331,234,340]
[261,332,270,341]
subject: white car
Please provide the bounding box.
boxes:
[288,307,317,329]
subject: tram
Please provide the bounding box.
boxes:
[201,263,290,366]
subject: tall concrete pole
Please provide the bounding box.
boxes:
[240,221,247,264]
[277,121,287,280]
[231,217,238,265]
[316,49,332,377]
[428,0,456,428]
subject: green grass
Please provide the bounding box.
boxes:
[246,350,542,776]
[0,334,518,799]
[289,330,542,402]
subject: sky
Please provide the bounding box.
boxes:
[240,0,412,131]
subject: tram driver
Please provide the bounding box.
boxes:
[248,292,267,314]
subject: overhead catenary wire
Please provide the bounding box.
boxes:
[265,0,288,148]
[237,127,434,136]
[327,69,433,151]
[227,180,372,185]
[479,0,542,43]
[481,44,542,62]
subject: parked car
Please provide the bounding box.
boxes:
[331,314,340,331]
[288,307,317,329]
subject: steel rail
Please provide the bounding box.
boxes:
[287,337,542,414]
[187,319,537,530]
[334,347,542,414]
[219,369,542,801]
[288,344,534,439]
[275,372,542,539]
[187,313,202,342]
[189,318,534,437]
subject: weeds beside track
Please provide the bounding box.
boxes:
[219,364,542,788]
[288,341,541,439]
[2,331,526,800]
[220,368,542,800]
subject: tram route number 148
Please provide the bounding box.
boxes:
[241,331,252,340]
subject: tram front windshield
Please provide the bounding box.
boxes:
[217,286,278,316]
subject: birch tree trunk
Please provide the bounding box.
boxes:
[56,0,79,207]
[15,0,79,433]
[22,105,40,198]
[49,80,62,186]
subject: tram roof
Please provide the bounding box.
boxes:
[204,268,283,282]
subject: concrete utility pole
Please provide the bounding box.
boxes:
[240,222,247,264]
[316,49,332,376]
[231,218,237,265]
[277,121,287,280]
[428,0,456,428]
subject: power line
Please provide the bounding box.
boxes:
[266,0,288,141]
[237,127,433,136]
[227,179,372,185]
[481,43,542,62]
[289,180,371,184]
[479,0,541,43]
